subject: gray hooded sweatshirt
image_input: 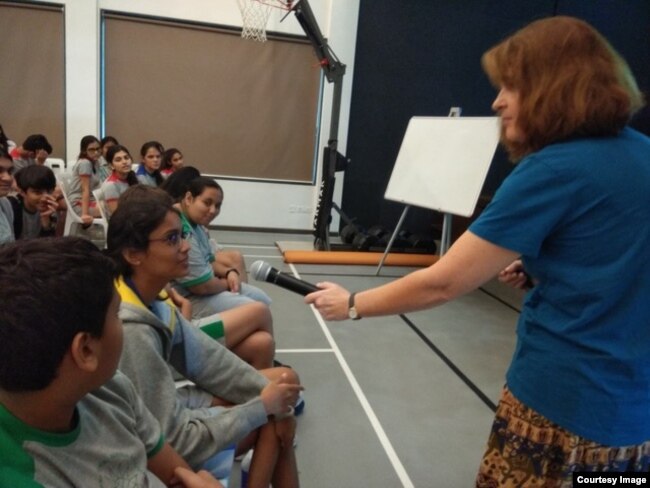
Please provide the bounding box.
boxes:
[116,278,269,467]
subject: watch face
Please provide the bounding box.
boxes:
[348,307,358,319]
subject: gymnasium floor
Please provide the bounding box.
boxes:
[213,229,524,488]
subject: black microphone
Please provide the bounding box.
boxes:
[250,260,319,296]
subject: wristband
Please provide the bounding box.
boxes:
[225,268,240,278]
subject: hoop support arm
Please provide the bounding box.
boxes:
[290,0,349,250]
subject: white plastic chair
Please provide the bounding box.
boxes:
[92,188,110,224]
[44,158,65,175]
[57,173,107,241]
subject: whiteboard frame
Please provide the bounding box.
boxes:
[384,116,500,217]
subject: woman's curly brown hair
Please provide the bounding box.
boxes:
[482,16,644,161]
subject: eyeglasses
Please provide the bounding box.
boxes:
[148,229,190,247]
[86,147,101,153]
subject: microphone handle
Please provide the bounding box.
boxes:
[270,270,319,296]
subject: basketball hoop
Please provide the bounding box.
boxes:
[236,0,292,42]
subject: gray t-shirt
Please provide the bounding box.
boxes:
[0,197,15,245]
[12,156,36,172]
[19,205,43,239]
[0,371,166,487]
[68,158,100,214]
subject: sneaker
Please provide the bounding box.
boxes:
[273,359,291,368]
[294,391,305,416]
[240,449,253,488]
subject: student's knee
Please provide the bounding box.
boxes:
[275,366,300,385]
[231,250,245,268]
[248,302,273,329]
[248,331,275,358]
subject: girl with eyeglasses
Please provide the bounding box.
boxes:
[68,135,102,226]
[106,185,302,487]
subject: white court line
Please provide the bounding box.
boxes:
[288,263,415,488]
[242,254,284,260]
[276,348,334,353]
[221,244,278,250]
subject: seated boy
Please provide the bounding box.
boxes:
[9,165,58,239]
[0,237,223,487]
[10,133,52,172]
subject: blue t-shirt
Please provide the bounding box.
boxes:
[136,164,159,187]
[470,128,650,445]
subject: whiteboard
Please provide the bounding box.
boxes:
[384,116,500,217]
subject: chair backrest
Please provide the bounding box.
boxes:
[44,158,65,175]
[92,188,110,223]
[57,173,79,220]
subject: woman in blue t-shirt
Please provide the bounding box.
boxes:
[306,16,650,485]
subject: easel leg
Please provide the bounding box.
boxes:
[440,213,452,256]
[375,205,410,276]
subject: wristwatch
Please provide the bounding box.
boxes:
[348,292,361,320]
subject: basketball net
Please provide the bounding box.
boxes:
[236,0,291,42]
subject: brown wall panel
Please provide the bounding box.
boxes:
[0,2,65,158]
[104,14,321,182]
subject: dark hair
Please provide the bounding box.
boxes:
[77,135,101,172]
[14,165,56,192]
[0,238,117,392]
[0,124,9,152]
[23,134,52,154]
[106,144,138,186]
[106,186,176,277]
[139,141,164,186]
[161,147,182,171]
[185,176,222,198]
[160,166,201,202]
[101,135,119,148]
[0,146,13,162]
[482,16,643,160]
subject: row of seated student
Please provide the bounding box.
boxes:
[70,135,185,225]
[0,235,300,487]
[3,130,289,371]
[94,141,275,366]
[0,238,286,488]
[1,139,282,382]
[103,158,280,375]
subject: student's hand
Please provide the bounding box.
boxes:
[35,149,49,165]
[167,286,192,320]
[273,415,297,448]
[260,372,304,416]
[498,259,532,290]
[170,467,224,488]
[225,269,241,293]
[53,186,66,211]
[80,214,94,226]
[39,194,58,219]
[305,281,351,321]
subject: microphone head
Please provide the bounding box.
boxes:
[250,260,272,282]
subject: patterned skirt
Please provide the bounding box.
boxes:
[476,386,650,488]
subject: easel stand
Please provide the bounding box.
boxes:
[374,109,500,276]
[375,208,452,275]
